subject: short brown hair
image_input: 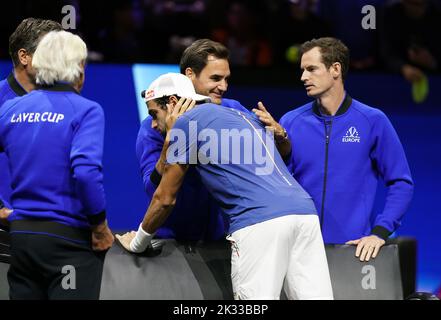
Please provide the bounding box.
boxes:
[152,96,179,110]
[9,18,62,66]
[300,37,350,81]
[179,39,229,76]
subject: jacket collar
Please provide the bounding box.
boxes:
[36,82,79,94]
[312,93,353,117]
[7,72,27,97]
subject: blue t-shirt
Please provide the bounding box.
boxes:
[135,98,249,240]
[168,104,317,234]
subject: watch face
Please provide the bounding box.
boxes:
[279,128,287,139]
[275,128,288,143]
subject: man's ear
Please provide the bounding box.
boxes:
[18,49,30,67]
[330,62,342,80]
[185,67,195,80]
[169,95,178,104]
[166,95,179,112]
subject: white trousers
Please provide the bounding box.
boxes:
[227,214,334,300]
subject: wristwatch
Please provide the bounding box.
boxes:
[275,127,288,143]
[281,127,288,139]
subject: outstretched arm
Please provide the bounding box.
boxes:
[142,163,189,234]
[117,163,189,252]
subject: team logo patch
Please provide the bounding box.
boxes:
[342,126,361,143]
[145,89,155,99]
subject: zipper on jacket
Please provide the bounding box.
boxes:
[320,119,333,229]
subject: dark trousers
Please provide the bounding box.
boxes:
[8,233,104,300]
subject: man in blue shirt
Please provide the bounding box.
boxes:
[118,73,333,300]
[253,37,414,261]
[0,31,114,299]
[0,18,62,218]
[136,39,249,240]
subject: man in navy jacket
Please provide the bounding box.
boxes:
[253,37,414,261]
[0,31,114,299]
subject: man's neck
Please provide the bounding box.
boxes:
[13,67,34,93]
[316,85,345,116]
[72,82,82,93]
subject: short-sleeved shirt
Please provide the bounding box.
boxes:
[168,103,317,234]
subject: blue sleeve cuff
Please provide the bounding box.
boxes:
[371,225,391,240]
[87,210,106,226]
[0,198,10,210]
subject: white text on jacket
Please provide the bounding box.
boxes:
[10,112,65,123]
